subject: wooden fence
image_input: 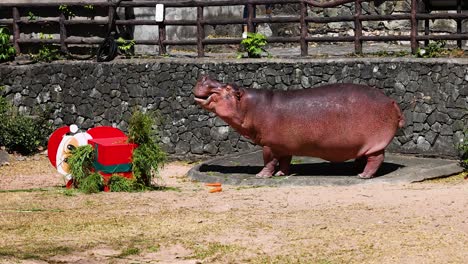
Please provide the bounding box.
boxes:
[0,0,467,57]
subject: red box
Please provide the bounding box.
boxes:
[88,137,137,166]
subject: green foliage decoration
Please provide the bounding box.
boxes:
[79,172,104,194]
[108,175,135,192]
[68,145,95,186]
[238,32,269,58]
[128,110,166,187]
[0,27,16,62]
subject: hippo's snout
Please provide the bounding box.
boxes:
[193,75,214,106]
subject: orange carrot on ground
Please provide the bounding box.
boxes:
[209,187,222,193]
[205,182,222,187]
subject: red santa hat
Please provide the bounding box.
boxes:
[47,124,79,168]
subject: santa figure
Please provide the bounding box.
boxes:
[47,125,126,188]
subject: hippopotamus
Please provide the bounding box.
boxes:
[193,75,404,179]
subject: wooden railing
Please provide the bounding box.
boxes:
[0,0,467,58]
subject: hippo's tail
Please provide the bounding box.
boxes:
[392,101,405,128]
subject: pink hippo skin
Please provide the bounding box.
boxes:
[193,75,405,179]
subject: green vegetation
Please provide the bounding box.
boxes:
[58,5,75,18]
[84,5,94,10]
[128,109,166,187]
[370,50,409,57]
[458,130,468,170]
[118,247,141,257]
[117,37,136,56]
[238,32,269,58]
[0,27,16,62]
[31,33,61,62]
[68,145,95,186]
[417,40,447,58]
[0,86,52,155]
[189,242,240,260]
[79,172,104,194]
[108,175,135,192]
[27,11,36,21]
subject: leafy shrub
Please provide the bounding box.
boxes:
[1,114,52,155]
[0,27,16,62]
[117,37,135,56]
[0,87,52,155]
[238,32,269,58]
[31,33,61,62]
[458,130,468,170]
[417,40,447,58]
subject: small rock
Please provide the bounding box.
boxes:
[0,150,9,166]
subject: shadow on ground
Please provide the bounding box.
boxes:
[189,150,463,186]
[200,161,403,177]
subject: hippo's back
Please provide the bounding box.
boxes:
[253,83,403,161]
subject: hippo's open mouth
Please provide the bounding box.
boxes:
[194,94,213,105]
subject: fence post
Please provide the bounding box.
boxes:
[354,0,362,54]
[247,3,255,33]
[107,5,115,35]
[12,7,20,54]
[424,18,429,47]
[410,0,418,54]
[59,12,68,53]
[457,0,462,48]
[197,6,205,57]
[158,5,167,56]
[300,1,308,56]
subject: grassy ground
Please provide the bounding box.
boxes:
[0,156,467,263]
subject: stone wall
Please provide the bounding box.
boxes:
[0,58,466,158]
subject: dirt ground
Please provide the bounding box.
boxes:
[0,153,467,264]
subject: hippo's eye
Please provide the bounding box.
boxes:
[67,144,76,151]
[63,157,68,163]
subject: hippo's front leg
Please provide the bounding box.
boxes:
[256,146,278,178]
[256,146,292,178]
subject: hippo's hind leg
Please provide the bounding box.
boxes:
[256,146,278,178]
[358,150,385,179]
[275,156,292,176]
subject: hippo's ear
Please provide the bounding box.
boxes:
[227,84,244,101]
[234,88,245,101]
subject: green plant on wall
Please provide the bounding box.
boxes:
[58,5,75,18]
[0,27,16,62]
[238,32,269,58]
[31,33,61,62]
[27,11,36,21]
[117,37,136,56]
[416,40,447,58]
